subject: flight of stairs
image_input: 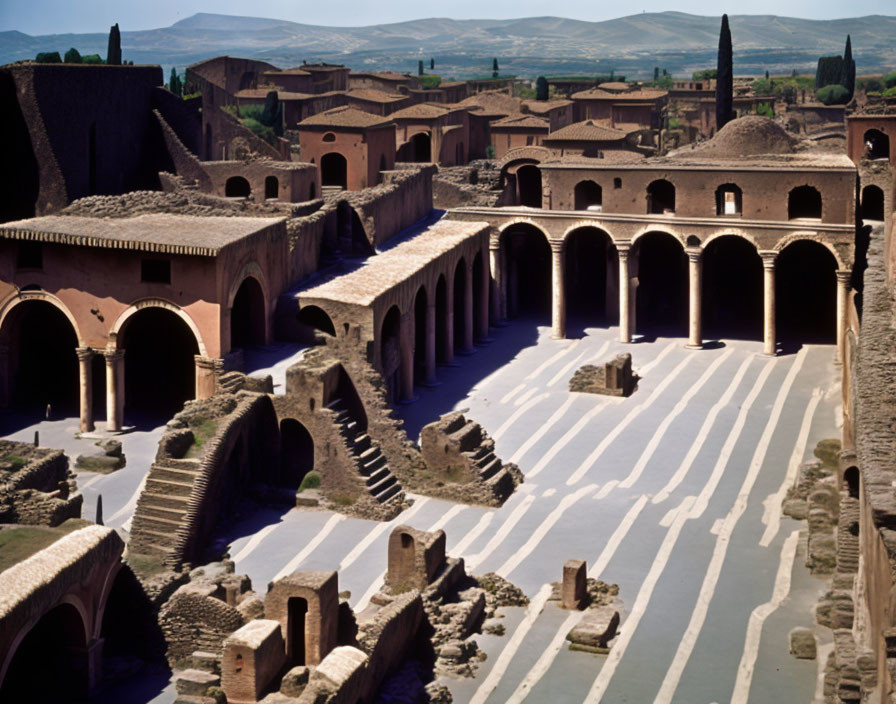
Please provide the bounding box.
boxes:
[445,413,517,492]
[327,398,403,504]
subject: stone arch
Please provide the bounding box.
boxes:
[413,284,428,385]
[788,185,822,220]
[435,274,449,364]
[773,233,845,269]
[864,128,889,160]
[225,176,251,198]
[397,132,431,162]
[516,164,542,208]
[0,289,84,346]
[110,298,207,356]
[499,221,551,320]
[633,231,688,336]
[380,305,402,402]
[861,184,885,222]
[230,276,267,350]
[496,146,551,171]
[280,417,314,489]
[844,466,859,499]
[574,180,603,211]
[701,229,761,253]
[703,234,763,340]
[453,257,468,350]
[775,238,839,344]
[320,152,347,189]
[322,132,336,142]
[564,226,617,327]
[561,221,618,245]
[297,305,336,337]
[631,226,687,249]
[646,178,675,214]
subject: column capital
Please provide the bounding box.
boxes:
[685,246,703,262]
[759,250,777,268]
[75,346,94,362]
[617,243,631,258]
[489,239,501,252]
[103,348,125,362]
[836,270,852,284]
[549,239,565,254]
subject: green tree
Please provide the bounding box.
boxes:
[716,14,734,131]
[535,76,549,101]
[765,70,769,79]
[492,58,499,78]
[82,54,103,64]
[169,67,182,96]
[816,55,845,90]
[35,51,61,63]
[817,84,850,105]
[260,91,283,136]
[430,58,434,70]
[64,47,82,63]
[107,23,121,65]
[418,60,424,76]
[884,72,896,89]
[844,35,855,99]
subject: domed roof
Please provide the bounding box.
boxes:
[671,116,798,160]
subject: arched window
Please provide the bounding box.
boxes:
[861,185,884,221]
[715,184,742,216]
[864,129,889,161]
[788,185,822,220]
[225,176,251,198]
[322,132,336,142]
[574,180,602,211]
[647,179,675,214]
[516,164,542,208]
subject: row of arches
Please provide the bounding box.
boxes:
[500,224,838,344]
[225,175,282,200]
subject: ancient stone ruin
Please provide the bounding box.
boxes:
[0,440,81,526]
[569,353,638,397]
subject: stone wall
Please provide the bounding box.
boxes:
[0,441,80,526]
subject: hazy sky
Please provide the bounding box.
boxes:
[1,0,893,35]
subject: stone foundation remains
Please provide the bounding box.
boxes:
[569,353,638,397]
[0,440,81,526]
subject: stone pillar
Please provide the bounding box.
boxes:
[399,313,415,402]
[561,559,587,610]
[489,242,504,324]
[76,347,95,433]
[550,240,566,339]
[478,247,490,340]
[462,260,475,352]
[424,303,437,385]
[103,349,125,433]
[836,270,851,365]
[195,356,219,399]
[761,251,777,356]
[443,274,455,365]
[686,247,703,349]
[618,245,632,343]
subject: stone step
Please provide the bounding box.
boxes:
[146,477,195,497]
[353,434,372,454]
[131,526,178,547]
[138,491,192,510]
[133,514,184,535]
[368,472,397,498]
[449,421,482,452]
[151,465,201,483]
[140,504,187,522]
[475,452,497,469]
[375,483,403,504]
[361,453,387,476]
[366,467,392,487]
[479,457,502,481]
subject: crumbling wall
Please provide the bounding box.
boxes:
[0,441,80,526]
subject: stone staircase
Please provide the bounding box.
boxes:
[447,414,517,493]
[321,185,344,198]
[327,399,403,504]
[129,458,202,561]
[217,371,244,394]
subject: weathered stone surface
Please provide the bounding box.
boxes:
[567,606,620,649]
[782,498,809,520]
[279,666,310,697]
[561,559,587,610]
[569,354,638,397]
[789,627,817,659]
[808,532,837,574]
[175,669,221,695]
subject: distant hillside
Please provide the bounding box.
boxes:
[3,11,895,78]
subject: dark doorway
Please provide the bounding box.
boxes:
[472,251,485,340]
[4,301,78,415]
[280,419,314,488]
[336,201,372,257]
[788,186,822,219]
[702,236,763,340]
[380,306,401,403]
[503,225,551,321]
[715,184,742,216]
[844,466,859,499]
[225,176,251,198]
[120,307,199,423]
[647,179,675,214]
[264,176,279,199]
[231,277,265,350]
[776,240,837,345]
[320,153,348,189]
[406,132,431,162]
[336,365,367,432]
[517,164,542,208]
[453,258,468,350]
[861,185,885,222]
[413,286,427,385]
[297,305,336,337]
[287,597,308,666]
[435,275,449,363]
[574,180,602,210]
[634,232,688,337]
[565,227,616,327]
[864,129,890,161]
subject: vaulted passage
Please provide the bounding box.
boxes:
[776,240,837,345]
[231,277,266,350]
[453,258,468,350]
[435,275,449,363]
[225,176,251,198]
[516,165,542,208]
[2,301,79,415]
[120,307,199,423]
[503,225,551,321]
[397,132,431,162]
[321,153,347,190]
[634,232,688,337]
[380,306,401,403]
[280,418,314,489]
[702,236,763,340]
[861,185,885,222]
[413,286,428,385]
[564,227,616,327]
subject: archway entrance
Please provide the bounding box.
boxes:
[864,129,890,161]
[788,186,822,219]
[0,603,89,702]
[265,176,279,199]
[119,307,200,423]
[380,306,401,403]
[633,232,688,338]
[502,224,551,321]
[472,252,486,341]
[574,181,603,211]
[398,132,431,162]
[320,153,347,190]
[225,176,251,198]
[435,275,449,363]
[337,201,372,257]
[280,419,314,489]
[516,164,542,208]
[861,185,885,222]
[2,300,79,415]
[231,277,266,351]
[413,286,427,385]
[564,227,616,328]
[776,240,837,345]
[647,179,675,214]
[297,305,336,339]
[702,236,763,340]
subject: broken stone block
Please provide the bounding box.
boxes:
[789,627,817,659]
[569,354,637,397]
[782,498,809,520]
[562,559,587,610]
[279,665,310,697]
[75,438,126,473]
[808,532,837,574]
[191,651,220,674]
[566,606,620,650]
[176,669,221,695]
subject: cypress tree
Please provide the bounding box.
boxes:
[418,60,424,76]
[535,76,549,101]
[64,47,82,63]
[107,23,121,65]
[492,58,499,78]
[654,66,659,81]
[430,58,434,70]
[261,91,283,135]
[844,34,855,99]
[716,14,734,131]
[169,67,182,96]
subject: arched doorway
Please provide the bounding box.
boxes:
[225,176,251,198]
[502,224,551,321]
[435,275,449,363]
[453,258,468,350]
[119,307,200,422]
[0,603,89,701]
[861,185,885,222]
[647,179,675,214]
[574,181,603,211]
[280,419,314,489]
[633,232,688,337]
[715,184,743,216]
[265,176,279,199]
[405,132,431,162]
[320,153,347,190]
[380,306,401,403]
[231,277,266,351]
[864,129,890,161]
[297,305,336,338]
[413,286,427,385]
[2,300,79,415]
[775,240,837,345]
[844,466,859,499]
[516,164,542,208]
[564,227,616,327]
[702,236,763,340]
[788,186,822,219]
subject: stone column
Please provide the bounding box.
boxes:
[462,260,475,352]
[76,347,95,433]
[618,245,632,343]
[489,242,504,324]
[761,251,777,356]
[399,312,415,402]
[443,274,455,365]
[686,247,703,349]
[550,240,566,339]
[836,270,851,365]
[104,349,125,432]
[477,246,491,340]
[424,302,437,385]
[195,356,219,400]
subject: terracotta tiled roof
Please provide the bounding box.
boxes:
[264,67,311,76]
[596,82,630,92]
[298,106,394,129]
[457,90,521,117]
[522,99,573,114]
[491,114,550,129]
[571,88,668,101]
[390,104,450,120]
[235,89,314,100]
[545,120,631,142]
[343,89,409,104]
[351,71,413,81]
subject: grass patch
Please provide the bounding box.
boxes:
[126,551,170,579]
[331,493,356,506]
[185,417,220,458]
[299,471,321,492]
[0,519,87,573]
